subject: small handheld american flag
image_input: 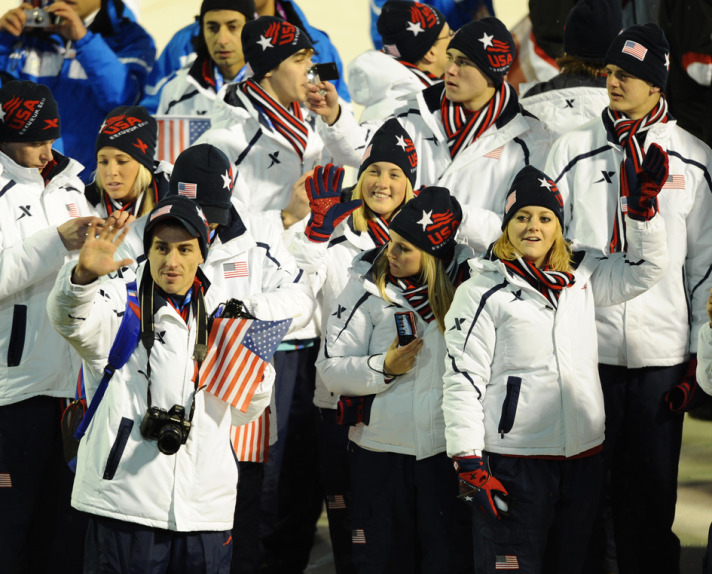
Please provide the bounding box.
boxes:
[155,115,212,163]
[200,316,291,411]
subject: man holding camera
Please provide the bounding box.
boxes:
[0,0,155,183]
[47,196,274,571]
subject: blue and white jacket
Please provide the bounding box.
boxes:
[0,150,93,406]
[317,244,473,460]
[546,115,712,367]
[0,0,155,182]
[443,215,668,459]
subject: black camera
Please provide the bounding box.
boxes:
[140,404,191,455]
[23,8,61,28]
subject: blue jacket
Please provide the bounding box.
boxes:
[369,0,495,49]
[0,0,155,182]
[141,0,350,113]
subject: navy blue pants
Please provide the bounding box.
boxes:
[231,461,263,574]
[260,344,323,573]
[84,516,232,573]
[317,407,356,574]
[473,453,603,574]
[0,396,88,574]
[596,363,686,574]
[348,443,474,574]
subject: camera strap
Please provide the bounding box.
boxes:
[139,264,209,424]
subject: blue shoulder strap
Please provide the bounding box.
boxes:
[74,281,141,440]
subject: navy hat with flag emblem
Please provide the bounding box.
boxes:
[242,16,313,81]
[357,118,418,188]
[389,186,461,257]
[501,166,564,231]
[169,144,233,226]
[605,24,670,89]
[96,106,157,171]
[378,1,446,64]
[0,80,60,143]
[144,195,211,259]
[448,18,515,86]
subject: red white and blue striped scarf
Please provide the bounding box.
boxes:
[603,96,669,252]
[367,215,391,246]
[387,256,470,323]
[242,79,309,161]
[440,82,515,159]
[501,256,575,309]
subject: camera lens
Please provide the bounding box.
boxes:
[156,424,183,455]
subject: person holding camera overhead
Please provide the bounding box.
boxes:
[316,186,475,574]
[47,195,274,572]
[0,0,155,183]
[442,165,669,573]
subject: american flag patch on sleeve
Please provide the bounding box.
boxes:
[65,203,80,218]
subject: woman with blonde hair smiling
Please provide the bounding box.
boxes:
[85,106,170,218]
[443,162,670,573]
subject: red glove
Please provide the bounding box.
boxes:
[625,143,669,221]
[665,357,699,413]
[304,164,362,242]
[453,455,510,519]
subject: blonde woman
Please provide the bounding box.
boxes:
[316,187,474,573]
[443,163,669,573]
[85,106,170,218]
[289,118,418,570]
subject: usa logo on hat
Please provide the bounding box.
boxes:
[407,3,439,36]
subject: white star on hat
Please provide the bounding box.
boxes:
[664,52,670,70]
[0,106,7,124]
[406,21,424,36]
[417,210,434,230]
[479,32,494,49]
[538,177,552,190]
[257,35,274,51]
[395,135,408,151]
[222,170,232,189]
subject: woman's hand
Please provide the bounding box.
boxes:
[384,336,424,376]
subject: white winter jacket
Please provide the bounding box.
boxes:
[0,151,93,405]
[443,215,669,458]
[316,244,474,460]
[520,75,609,139]
[347,50,437,123]
[546,115,712,367]
[47,263,272,531]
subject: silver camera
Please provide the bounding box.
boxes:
[24,8,61,28]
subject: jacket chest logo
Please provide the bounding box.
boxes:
[267,151,281,168]
[594,170,616,184]
[16,205,32,220]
